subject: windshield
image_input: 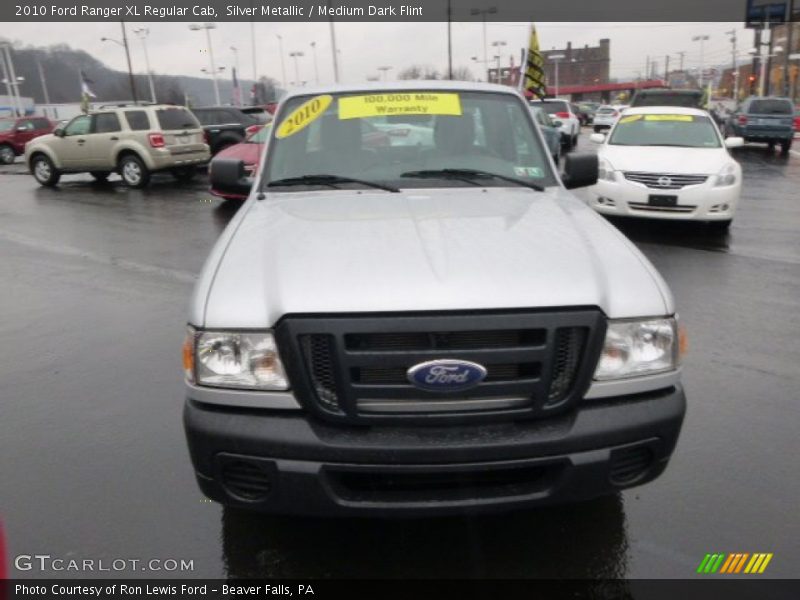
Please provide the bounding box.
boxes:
[632,92,703,107]
[609,113,720,148]
[0,120,15,132]
[530,101,568,115]
[264,90,557,190]
[748,99,793,115]
[156,108,199,130]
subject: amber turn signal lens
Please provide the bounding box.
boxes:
[182,328,195,382]
[678,324,688,361]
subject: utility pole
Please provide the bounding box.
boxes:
[446,0,453,79]
[133,28,156,103]
[2,44,24,115]
[645,56,650,81]
[677,51,686,72]
[752,27,761,95]
[276,34,287,88]
[782,0,795,96]
[664,55,670,84]
[0,48,15,113]
[726,29,738,100]
[120,22,138,103]
[36,60,50,105]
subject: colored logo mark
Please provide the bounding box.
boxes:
[697,553,773,574]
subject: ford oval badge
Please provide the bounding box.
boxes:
[406,359,488,392]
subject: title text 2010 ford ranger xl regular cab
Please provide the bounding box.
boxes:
[183,82,686,517]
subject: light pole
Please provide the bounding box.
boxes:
[377,66,392,80]
[276,34,287,89]
[329,23,340,83]
[289,51,304,87]
[189,23,220,105]
[0,43,24,115]
[749,45,784,96]
[470,6,497,83]
[692,34,710,87]
[132,28,156,103]
[491,41,506,83]
[310,41,319,84]
[229,46,242,106]
[549,53,565,97]
[100,26,138,104]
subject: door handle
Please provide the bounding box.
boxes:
[77,139,85,144]
[110,136,119,141]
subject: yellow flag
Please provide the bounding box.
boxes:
[521,25,547,98]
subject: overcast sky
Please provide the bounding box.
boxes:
[4,21,753,86]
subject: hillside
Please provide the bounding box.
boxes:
[7,43,279,106]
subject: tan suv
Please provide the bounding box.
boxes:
[25,104,210,188]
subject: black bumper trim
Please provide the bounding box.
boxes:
[184,385,685,516]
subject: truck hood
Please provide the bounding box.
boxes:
[197,187,672,327]
[600,144,730,175]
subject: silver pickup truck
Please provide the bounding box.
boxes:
[183,81,686,517]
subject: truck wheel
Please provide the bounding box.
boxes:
[780,139,792,156]
[31,154,60,187]
[0,144,15,165]
[90,171,110,182]
[171,166,197,182]
[118,154,150,188]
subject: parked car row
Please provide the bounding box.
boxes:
[18,102,278,189]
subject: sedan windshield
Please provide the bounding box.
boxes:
[609,113,720,148]
[264,90,556,191]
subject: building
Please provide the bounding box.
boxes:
[0,94,34,117]
[542,39,611,88]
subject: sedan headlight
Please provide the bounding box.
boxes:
[597,157,616,182]
[714,163,737,187]
[594,318,680,381]
[184,327,289,390]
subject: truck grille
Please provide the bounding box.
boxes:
[623,172,708,189]
[278,310,604,424]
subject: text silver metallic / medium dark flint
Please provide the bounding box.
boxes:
[406,359,488,392]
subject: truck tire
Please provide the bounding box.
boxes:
[780,139,792,156]
[30,153,60,187]
[118,153,151,188]
[0,144,15,165]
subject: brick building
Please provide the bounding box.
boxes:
[542,39,611,87]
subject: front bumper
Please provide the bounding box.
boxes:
[184,385,686,517]
[587,177,740,221]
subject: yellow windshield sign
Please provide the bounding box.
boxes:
[338,93,462,119]
[276,94,333,139]
[644,114,694,122]
[619,115,642,124]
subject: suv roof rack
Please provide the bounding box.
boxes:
[96,102,158,109]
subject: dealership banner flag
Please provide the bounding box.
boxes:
[519,24,547,98]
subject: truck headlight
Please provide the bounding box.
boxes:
[714,163,737,187]
[597,157,616,182]
[594,318,680,380]
[187,328,289,390]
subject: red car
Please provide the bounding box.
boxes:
[209,122,390,200]
[0,116,54,164]
[794,106,800,135]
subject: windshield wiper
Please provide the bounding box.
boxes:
[400,169,545,192]
[266,174,400,193]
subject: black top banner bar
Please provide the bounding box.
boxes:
[1,0,790,22]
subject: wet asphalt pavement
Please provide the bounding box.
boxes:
[1,133,799,580]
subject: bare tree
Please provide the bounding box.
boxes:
[451,66,475,82]
[397,65,442,80]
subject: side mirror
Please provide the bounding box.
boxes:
[589,132,606,144]
[209,158,254,197]
[562,153,598,190]
[53,128,65,137]
[551,119,563,127]
[724,137,744,149]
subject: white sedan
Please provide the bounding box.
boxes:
[585,106,743,231]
